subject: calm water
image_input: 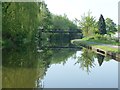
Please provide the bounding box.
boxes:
[2,46,118,88]
[40,50,118,88]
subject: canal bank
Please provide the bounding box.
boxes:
[71,39,120,61]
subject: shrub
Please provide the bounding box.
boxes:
[103,34,111,41]
[94,34,103,40]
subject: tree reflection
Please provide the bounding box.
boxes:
[49,49,76,65]
[2,44,77,88]
[2,45,49,88]
[75,48,95,73]
[96,53,111,66]
[2,42,113,88]
[75,48,112,73]
[96,54,105,66]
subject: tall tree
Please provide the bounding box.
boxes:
[79,11,98,37]
[38,1,52,29]
[105,18,117,36]
[98,14,106,35]
[2,2,52,48]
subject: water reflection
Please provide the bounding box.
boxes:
[96,54,105,66]
[75,48,113,73]
[2,45,49,88]
[75,48,95,73]
[2,45,118,88]
[39,48,118,88]
[2,45,77,88]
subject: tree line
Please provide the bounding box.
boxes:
[2,2,78,49]
[78,11,118,38]
[2,2,118,49]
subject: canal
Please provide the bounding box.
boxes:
[2,43,118,88]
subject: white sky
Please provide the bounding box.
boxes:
[44,0,119,24]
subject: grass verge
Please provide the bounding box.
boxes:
[71,38,119,53]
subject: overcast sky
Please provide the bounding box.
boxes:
[44,0,119,24]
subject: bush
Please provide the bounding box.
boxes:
[104,34,118,42]
[111,37,119,42]
[94,34,103,40]
[103,34,111,41]
[89,36,94,40]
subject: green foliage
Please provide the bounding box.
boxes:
[38,1,52,29]
[2,2,79,49]
[78,12,117,39]
[93,34,103,40]
[98,14,106,35]
[105,18,117,36]
[76,48,95,73]
[40,14,80,45]
[2,45,48,88]
[50,49,75,64]
[0,2,2,48]
[2,2,41,48]
[2,2,52,48]
[79,11,98,37]
[100,34,118,42]
[51,14,78,30]
[118,25,120,32]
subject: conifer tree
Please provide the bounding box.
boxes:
[98,14,106,35]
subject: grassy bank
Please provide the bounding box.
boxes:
[71,37,119,53]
